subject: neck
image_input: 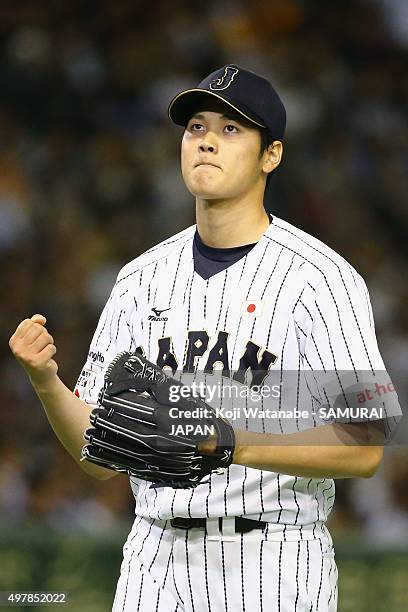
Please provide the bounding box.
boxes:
[196,193,270,248]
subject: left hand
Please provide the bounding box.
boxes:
[81,352,235,488]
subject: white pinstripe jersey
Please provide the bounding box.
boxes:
[77,215,391,541]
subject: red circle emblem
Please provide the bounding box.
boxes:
[247,303,256,313]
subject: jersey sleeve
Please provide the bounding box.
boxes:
[303,268,383,371]
[302,266,402,435]
[74,275,135,408]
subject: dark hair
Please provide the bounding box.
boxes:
[259,128,272,155]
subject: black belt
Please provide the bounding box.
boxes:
[170,517,266,534]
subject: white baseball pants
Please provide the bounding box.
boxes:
[112,517,338,611]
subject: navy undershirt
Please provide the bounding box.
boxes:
[193,231,257,280]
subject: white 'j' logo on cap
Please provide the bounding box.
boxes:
[210,66,239,91]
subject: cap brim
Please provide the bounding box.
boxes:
[168,89,266,129]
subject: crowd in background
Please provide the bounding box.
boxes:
[0,0,407,545]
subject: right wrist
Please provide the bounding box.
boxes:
[30,373,61,398]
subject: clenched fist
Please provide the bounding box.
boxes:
[9,314,58,388]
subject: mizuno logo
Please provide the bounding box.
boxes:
[151,307,171,317]
[148,306,170,322]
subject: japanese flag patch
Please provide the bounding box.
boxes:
[242,300,264,317]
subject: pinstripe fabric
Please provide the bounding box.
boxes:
[79,213,394,524]
[76,215,394,610]
[112,517,338,611]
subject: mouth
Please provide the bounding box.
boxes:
[194,162,221,169]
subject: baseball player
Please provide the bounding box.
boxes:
[10,65,396,611]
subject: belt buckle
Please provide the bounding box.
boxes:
[171,518,193,530]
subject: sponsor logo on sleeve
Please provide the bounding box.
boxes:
[77,367,97,389]
[87,350,105,366]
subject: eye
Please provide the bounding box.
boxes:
[189,122,204,132]
[224,123,239,134]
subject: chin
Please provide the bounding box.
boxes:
[193,190,227,201]
[188,181,224,200]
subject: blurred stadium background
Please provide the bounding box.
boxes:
[0,0,407,610]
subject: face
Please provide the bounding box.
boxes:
[181,103,268,201]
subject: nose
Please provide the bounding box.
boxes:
[198,136,218,154]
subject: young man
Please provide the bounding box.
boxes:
[10,66,394,611]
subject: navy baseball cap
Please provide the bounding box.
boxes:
[168,65,286,141]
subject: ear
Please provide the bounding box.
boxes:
[262,141,283,175]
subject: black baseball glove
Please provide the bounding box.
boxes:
[81,351,235,488]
